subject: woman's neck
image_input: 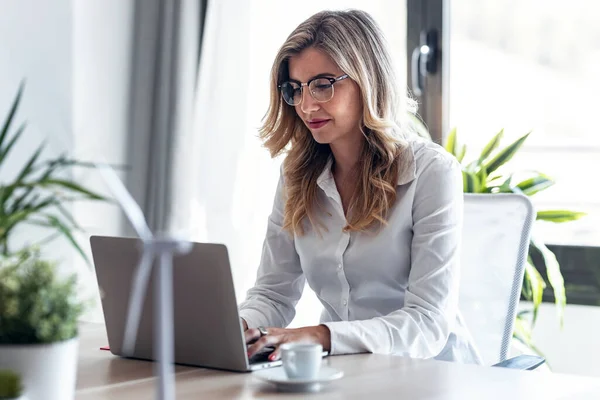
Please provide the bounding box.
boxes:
[330,135,364,177]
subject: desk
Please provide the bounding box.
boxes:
[75,323,600,399]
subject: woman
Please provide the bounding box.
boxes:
[239,9,481,364]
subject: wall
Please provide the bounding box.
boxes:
[72,0,135,322]
[0,0,73,264]
[529,303,600,377]
[0,0,133,322]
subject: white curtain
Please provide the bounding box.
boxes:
[72,0,203,322]
[169,0,409,327]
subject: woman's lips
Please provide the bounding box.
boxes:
[307,119,331,129]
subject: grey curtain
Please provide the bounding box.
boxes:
[123,0,208,234]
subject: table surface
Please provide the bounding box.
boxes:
[75,323,600,399]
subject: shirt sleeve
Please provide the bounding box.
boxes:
[323,153,463,357]
[238,170,305,329]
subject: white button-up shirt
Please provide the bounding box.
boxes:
[239,135,482,363]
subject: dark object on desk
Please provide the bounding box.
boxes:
[249,348,275,364]
[492,355,545,371]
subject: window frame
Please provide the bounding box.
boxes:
[407,0,600,305]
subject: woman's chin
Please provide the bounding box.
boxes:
[310,130,334,145]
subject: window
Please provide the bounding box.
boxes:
[447,0,600,246]
[406,0,600,305]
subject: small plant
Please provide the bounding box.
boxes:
[0,249,86,344]
[0,83,110,264]
[0,369,23,399]
[444,128,585,354]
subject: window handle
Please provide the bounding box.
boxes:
[411,29,440,97]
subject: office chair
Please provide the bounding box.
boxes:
[459,193,545,371]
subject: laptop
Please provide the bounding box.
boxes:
[90,235,317,372]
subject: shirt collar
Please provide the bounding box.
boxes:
[316,142,417,191]
[316,157,336,194]
[396,141,417,185]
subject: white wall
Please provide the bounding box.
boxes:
[0,0,73,264]
[528,303,600,378]
[0,0,132,321]
[72,0,136,322]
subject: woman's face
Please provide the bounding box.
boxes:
[287,48,363,147]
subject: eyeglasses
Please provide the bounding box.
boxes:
[278,74,349,106]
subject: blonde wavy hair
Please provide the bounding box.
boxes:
[260,9,417,235]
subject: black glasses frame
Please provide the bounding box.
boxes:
[278,74,349,106]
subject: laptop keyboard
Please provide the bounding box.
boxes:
[248,346,276,364]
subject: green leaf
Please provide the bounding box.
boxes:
[465,158,482,173]
[0,198,57,232]
[9,183,43,216]
[484,175,505,191]
[0,209,31,232]
[0,122,27,165]
[38,179,107,201]
[530,236,566,328]
[456,144,467,163]
[15,142,45,182]
[512,313,546,358]
[483,131,531,175]
[522,275,532,301]
[55,203,82,231]
[524,257,546,325]
[537,210,587,223]
[493,174,514,193]
[45,215,90,266]
[0,81,24,149]
[18,232,62,251]
[476,166,488,192]
[462,170,480,193]
[7,155,66,214]
[478,129,504,162]
[515,173,555,196]
[1,143,46,204]
[445,127,457,156]
[513,312,532,345]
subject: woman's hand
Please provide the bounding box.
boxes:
[245,325,331,361]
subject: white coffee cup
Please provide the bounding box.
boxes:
[280,342,323,380]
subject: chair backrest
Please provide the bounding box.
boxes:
[459,193,535,366]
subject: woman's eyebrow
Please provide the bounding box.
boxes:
[287,72,337,83]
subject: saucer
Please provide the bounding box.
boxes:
[254,366,344,392]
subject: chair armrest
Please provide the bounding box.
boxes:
[492,355,545,370]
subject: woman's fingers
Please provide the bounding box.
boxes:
[247,333,279,358]
[268,345,281,361]
[244,328,261,345]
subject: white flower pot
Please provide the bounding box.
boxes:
[0,337,79,400]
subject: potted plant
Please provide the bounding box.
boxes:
[443,128,585,355]
[0,369,24,400]
[0,84,110,399]
[0,250,85,399]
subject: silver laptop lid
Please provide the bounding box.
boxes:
[90,235,252,372]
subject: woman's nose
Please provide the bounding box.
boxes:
[300,88,320,114]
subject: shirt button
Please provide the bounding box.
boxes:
[337,263,342,270]
[343,300,348,306]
